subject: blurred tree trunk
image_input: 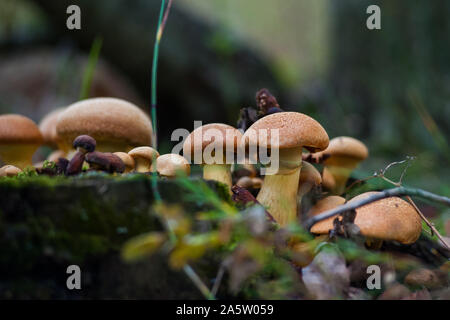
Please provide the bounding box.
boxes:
[33,0,283,151]
[326,0,450,155]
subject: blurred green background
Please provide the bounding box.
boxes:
[0,0,448,199]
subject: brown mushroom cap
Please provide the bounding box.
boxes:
[309,196,346,234]
[0,165,22,177]
[128,146,159,162]
[128,146,159,172]
[113,152,135,172]
[243,112,329,152]
[321,136,368,161]
[106,153,125,173]
[348,192,422,244]
[39,108,65,147]
[182,123,243,163]
[73,135,96,153]
[310,192,422,244]
[56,98,152,152]
[85,151,124,173]
[0,114,43,145]
[299,161,322,187]
[156,154,190,177]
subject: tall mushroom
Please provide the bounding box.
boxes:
[314,136,368,195]
[183,123,243,192]
[156,153,190,178]
[128,146,159,173]
[56,98,152,153]
[243,112,329,226]
[310,192,422,247]
[0,114,43,169]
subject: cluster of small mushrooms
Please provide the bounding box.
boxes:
[0,98,189,179]
[0,92,423,248]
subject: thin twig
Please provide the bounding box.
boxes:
[376,157,448,249]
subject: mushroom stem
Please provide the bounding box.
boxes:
[297,181,314,208]
[135,158,156,173]
[256,146,303,226]
[324,157,361,195]
[66,152,86,176]
[325,165,355,195]
[257,167,301,226]
[0,145,35,169]
[203,164,232,190]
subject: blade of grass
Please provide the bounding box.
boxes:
[150,0,167,203]
[79,36,103,100]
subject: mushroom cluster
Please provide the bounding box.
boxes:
[0,97,195,178]
[0,90,427,254]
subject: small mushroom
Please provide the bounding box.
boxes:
[66,135,96,176]
[298,161,322,206]
[243,112,329,226]
[308,196,346,235]
[0,114,43,169]
[106,153,126,174]
[85,151,111,172]
[321,167,336,192]
[85,151,125,174]
[314,137,368,195]
[236,176,254,189]
[183,123,243,192]
[128,146,159,173]
[156,153,190,178]
[56,158,69,175]
[0,165,22,177]
[113,152,135,173]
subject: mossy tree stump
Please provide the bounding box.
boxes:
[0,174,230,299]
